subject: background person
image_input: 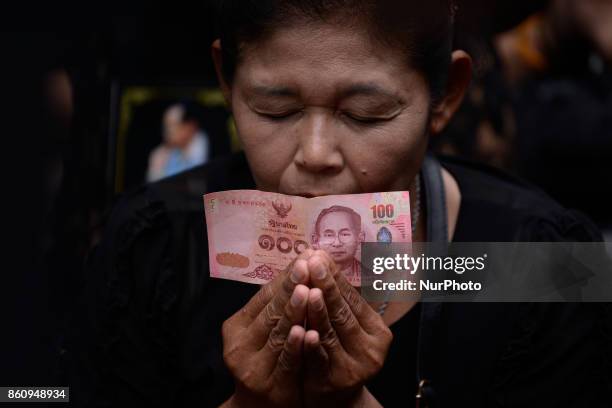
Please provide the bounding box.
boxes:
[147,102,210,182]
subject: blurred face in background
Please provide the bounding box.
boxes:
[163,105,198,148]
[215,21,433,196]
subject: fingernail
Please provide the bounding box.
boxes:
[313,295,325,311]
[313,262,327,280]
[291,288,305,306]
[288,326,300,345]
[291,264,304,284]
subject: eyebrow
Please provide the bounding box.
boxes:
[250,86,298,98]
[250,83,399,100]
[340,83,398,100]
[322,227,354,234]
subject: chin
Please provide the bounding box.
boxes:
[332,255,352,265]
[278,184,362,197]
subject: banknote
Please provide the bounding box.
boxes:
[204,190,412,286]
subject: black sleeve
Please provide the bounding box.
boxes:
[67,189,184,407]
[64,156,264,407]
[490,210,612,407]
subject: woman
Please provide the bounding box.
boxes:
[69,1,611,407]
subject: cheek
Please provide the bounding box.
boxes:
[342,114,429,190]
[232,100,298,190]
[345,240,358,253]
[179,128,190,140]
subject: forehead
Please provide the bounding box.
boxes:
[235,22,419,101]
[319,211,354,229]
[164,106,183,123]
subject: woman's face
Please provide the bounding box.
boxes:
[221,22,433,196]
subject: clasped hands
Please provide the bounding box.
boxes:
[221,249,393,408]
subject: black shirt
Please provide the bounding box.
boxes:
[67,153,612,407]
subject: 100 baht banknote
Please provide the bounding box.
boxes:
[204,190,412,286]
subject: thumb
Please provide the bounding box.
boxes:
[273,325,305,381]
[304,330,329,376]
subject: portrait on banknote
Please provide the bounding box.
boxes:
[311,205,365,283]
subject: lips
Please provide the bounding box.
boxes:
[280,187,358,198]
[285,192,329,198]
[330,251,346,257]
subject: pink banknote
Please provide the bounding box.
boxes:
[204,190,412,286]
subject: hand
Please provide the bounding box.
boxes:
[302,251,393,407]
[221,250,314,408]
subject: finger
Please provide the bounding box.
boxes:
[262,284,309,353]
[240,250,312,323]
[304,329,320,352]
[307,288,345,358]
[237,279,276,325]
[259,285,309,372]
[304,329,329,375]
[334,268,386,336]
[272,325,305,382]
[248,258,309,346]
[308,253,363,341]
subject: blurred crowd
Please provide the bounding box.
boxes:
[436,0,612,232]
[3,0,612,386]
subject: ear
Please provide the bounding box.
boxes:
[358,231,365,243]
[211,39,233,111]
[429,50,472,135]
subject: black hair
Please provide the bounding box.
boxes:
[215,0,456,101]
[170,100,201,125]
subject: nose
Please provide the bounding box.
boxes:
[294,111,344,174]
[332,236,343,247]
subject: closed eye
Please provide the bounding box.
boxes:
[256,110,301,121]
[342,112,391,125]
